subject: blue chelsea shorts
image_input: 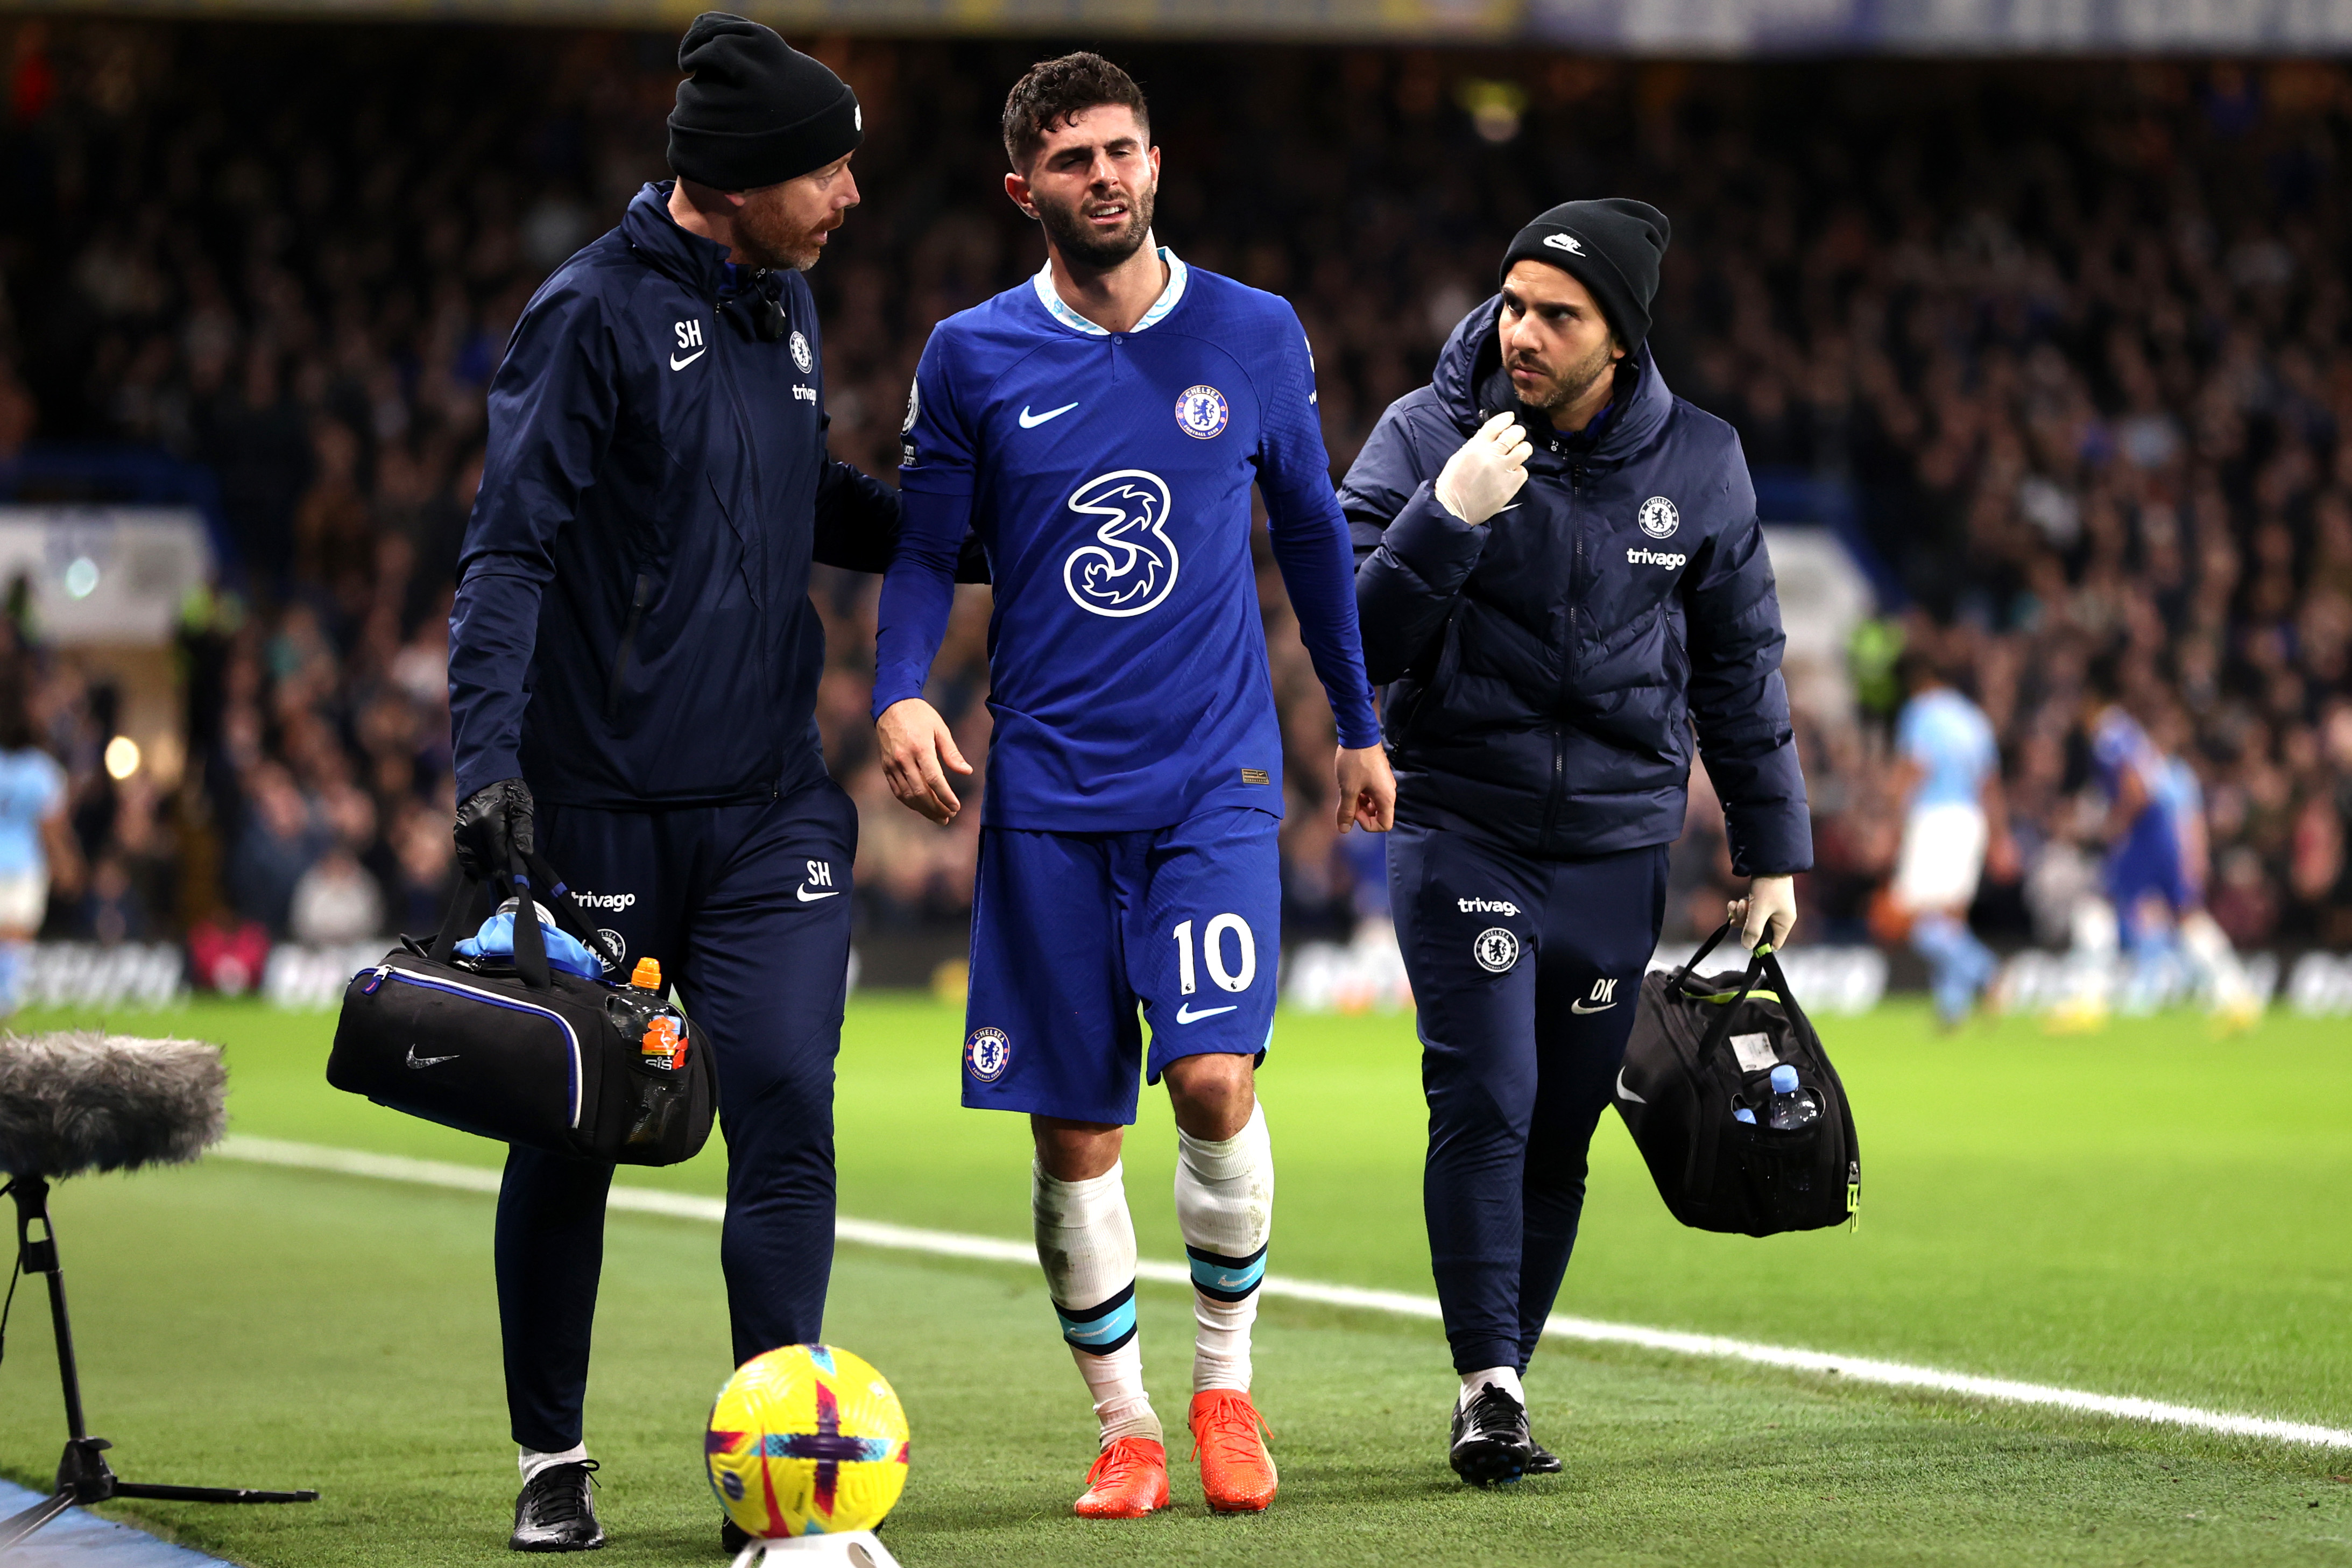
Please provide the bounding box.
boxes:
[961,806,1280,1125]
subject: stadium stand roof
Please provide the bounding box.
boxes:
[7,0,2352,49]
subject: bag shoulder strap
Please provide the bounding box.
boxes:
[1691,941,1771,1070]
[429,876,485,963]
[1755,944,1816,1051]
[522,847,621,969]
[1672,922,1734,988]
[425,854,557,991]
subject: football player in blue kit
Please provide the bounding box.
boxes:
[871,53,1394,1519]
[2074,655,2259,1028]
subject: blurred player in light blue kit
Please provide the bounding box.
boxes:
[0,666,64,1015]
[1888,650,2014,1027]
[2078,655,2258,1029]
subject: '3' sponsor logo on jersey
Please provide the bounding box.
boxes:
[1064,469,1179,618]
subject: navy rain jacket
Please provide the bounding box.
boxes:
[451,182,908,810]
[1343,297,1811,876]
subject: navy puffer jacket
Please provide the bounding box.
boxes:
[1341,297,1811,875]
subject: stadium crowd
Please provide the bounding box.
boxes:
[3,20,2349,963]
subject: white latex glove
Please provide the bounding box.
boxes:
[1433,412,1532,525]
[1729,874,1798,952]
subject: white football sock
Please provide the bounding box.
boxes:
[518,1442,587,1482]
[1174,1100,1274,1394]
[2180,910,2254,1007]
[1034,1160,1159,1447]
[1458,1366,1524,1410]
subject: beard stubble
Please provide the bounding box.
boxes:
[1517,333,1618,419]
[1034,179,1157,271]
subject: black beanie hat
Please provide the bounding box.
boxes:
[667,13,862,192]
[1499,199,1671,347]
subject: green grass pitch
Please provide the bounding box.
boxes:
[0,994,2347,1565]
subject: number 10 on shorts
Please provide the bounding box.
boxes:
[1174,914,1258,994]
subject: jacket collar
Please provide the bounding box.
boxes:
[1436,293,1672,465]
[622,181,739,301]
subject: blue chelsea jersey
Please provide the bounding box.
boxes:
[877,250,1379,832]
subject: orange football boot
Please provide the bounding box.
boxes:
[1073,1436,1171,1518]
[1189,1389,1279,1513]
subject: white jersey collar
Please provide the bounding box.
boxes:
[1032,244,1188,337]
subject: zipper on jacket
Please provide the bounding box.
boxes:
[710,292,789,785]
[1539,724,1566,850]
[1564,465,1589,699]
[604,573,653,718]
[373,965,585,1128]
[1547,463,1589,851]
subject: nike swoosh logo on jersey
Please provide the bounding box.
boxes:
[407,1046,459,1069]
[1175,1002,1237,1024]
[1615,1066,1645,1103]
[669,348,707,371]
[1018,401,1079,428]
[1571,998,1617,1014]
[796,885,840,902]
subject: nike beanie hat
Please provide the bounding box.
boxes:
[1499,199,1672,348]
[666,13,862,192]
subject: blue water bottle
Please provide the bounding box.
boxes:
[1764,1063,1821,1131]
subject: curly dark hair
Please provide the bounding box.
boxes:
[1001,52,1148,172]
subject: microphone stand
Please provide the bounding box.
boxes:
[0,1175,318,1556]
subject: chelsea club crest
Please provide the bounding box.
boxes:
[1637,496,1680,539]
[964,1027,1012,1083]
[1175,385,1230,440]
[789,330,814,375]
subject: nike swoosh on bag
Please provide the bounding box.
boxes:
[1018,401,1079,428]
[406,1047,459,1069]
[1175,1002,1237,1023]
[796,885,840,902]
[1615,1066,1645,1104]
[1571,999,1617,1014]
[669,348,707,371]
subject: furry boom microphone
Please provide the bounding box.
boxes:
[0,1032,227,1178]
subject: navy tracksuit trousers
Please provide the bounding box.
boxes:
[495,778,857,1452]
[1389,823,1668,1376]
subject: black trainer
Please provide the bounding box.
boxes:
[1449,1385,1535,1487]
[1525,1440,1563,1475]
[721,1518,750,1555]
[511,1460,604,1552]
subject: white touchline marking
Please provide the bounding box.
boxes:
[215,1136,2352,1450]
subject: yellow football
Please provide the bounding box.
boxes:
[705,1344,910,1539]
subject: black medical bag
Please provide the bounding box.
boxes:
[326,852,717,1166]
[1614,925,1859,1237]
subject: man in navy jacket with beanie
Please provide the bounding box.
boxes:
[447,14,948,1552]
[1342,199,1810,1486]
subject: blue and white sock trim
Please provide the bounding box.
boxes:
[1185,1242,1267,1304]
[1055,1281,1139,1355]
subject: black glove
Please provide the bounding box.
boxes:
[454,778,535,882]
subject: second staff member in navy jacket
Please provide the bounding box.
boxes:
[445,14,970,1553]
[1342,199,1810,1486]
